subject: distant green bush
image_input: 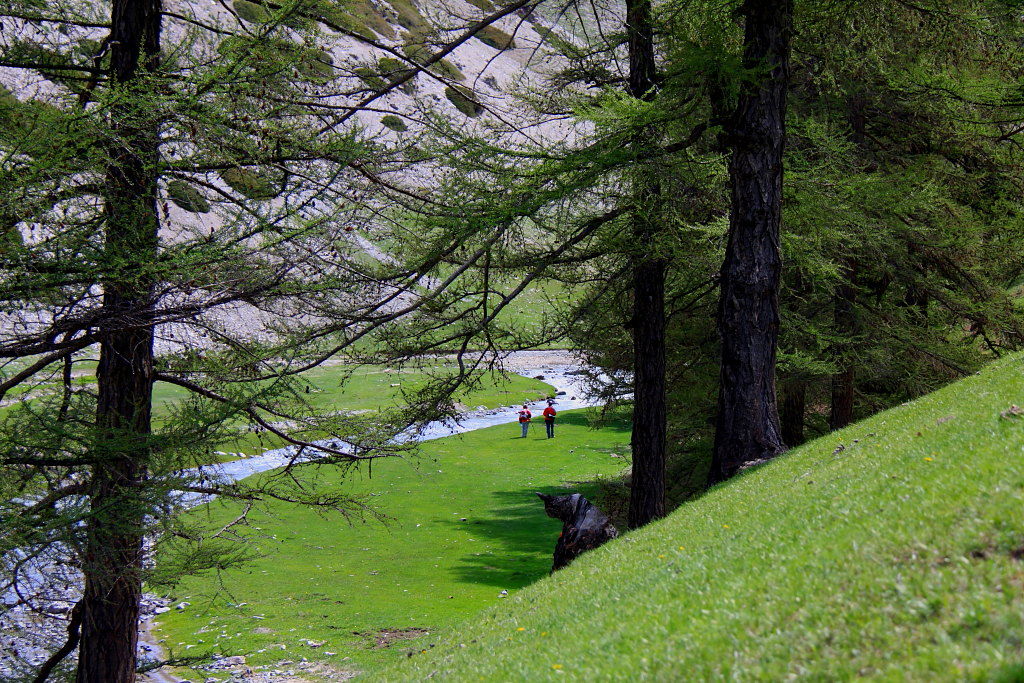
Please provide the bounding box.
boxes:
[220,168,279,200]
[381,115,408,132]
[355,66,387,90]
[401,33,431,63]
[233,0,270,23]
[377,56,418,91]
[378,56,408,77]
[400,34,465,81]
[476,25,515,50]
[384,0,430,33]
[325,0,396,40]
[0,222,23,255]
[534,26,574,53]
[296,47,335,78]
[167,180,211,214]
[445,85,483,117]
[431,58,465,81]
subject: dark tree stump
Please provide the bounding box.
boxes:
[537,493,618,572]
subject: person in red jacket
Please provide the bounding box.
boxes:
[543,400,557,438]
[518,404,532,438]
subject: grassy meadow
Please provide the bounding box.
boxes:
[382,352,1024,680]
[152,410,630,679]
[151,364,553,419]
[1,361,553,465]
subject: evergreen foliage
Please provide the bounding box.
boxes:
[5,0,1024,676]
[0,0,536,675]
[544,0,1024,501]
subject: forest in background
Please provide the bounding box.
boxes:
[3,0,1024,679]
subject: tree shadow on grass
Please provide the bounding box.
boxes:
[445,412,630,589]
[446,409,630,589]
[555,410,631,434]
[443,486,590,588]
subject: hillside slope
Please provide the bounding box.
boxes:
[384,353,1024,680]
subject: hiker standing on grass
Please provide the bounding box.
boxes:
[518,404,532,438]
[543,399,557,438]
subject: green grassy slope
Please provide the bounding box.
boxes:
[153,411,630,678]
[386,353,1024,681]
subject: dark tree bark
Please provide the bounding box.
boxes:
[780,380,805,446]
[829,94,865,432]
[76,1,161,681]
[709,0,792,483]
[625,0,666,528]
[828,367,854,430]
[829,261,857,431]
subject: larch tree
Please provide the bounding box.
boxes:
[624,0,667,527]
[0,0,540,678]
[709,0,792,482]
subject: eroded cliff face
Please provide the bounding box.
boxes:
[0,0,592,357]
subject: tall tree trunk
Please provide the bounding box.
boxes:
[709,0,792,483]
[625,0,666,528]
[780,380,805,446]
[76,1,161,680]
[829,93,865,432]
[828,367,854,430]
[829,264,856,430]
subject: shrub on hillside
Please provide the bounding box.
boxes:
[476,25,515,50]
[326,0,396,40]
[233,0,270,23]
[220,167,279,200]
[384,0,431,33]
[401,34,465,81]
[167,180,211,214]
[445,85,483,117]
[355,66,387,90]
[381,115,408,132]
[431,58,465,81]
